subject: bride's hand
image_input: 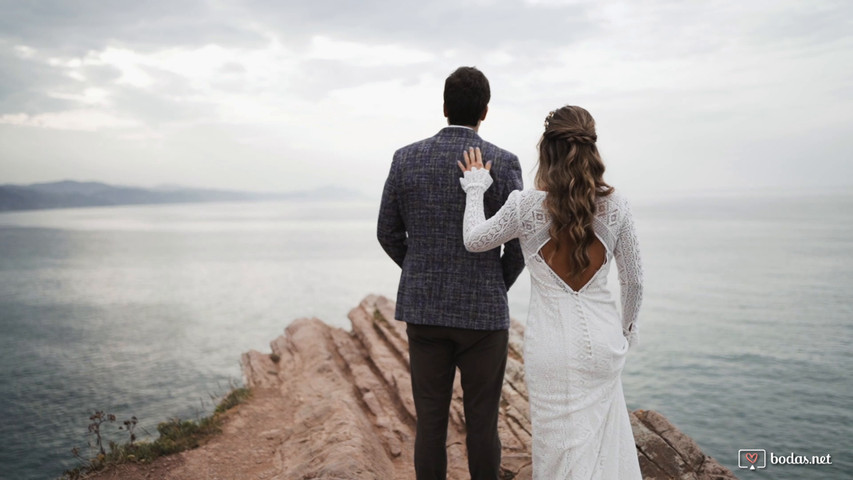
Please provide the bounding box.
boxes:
[457,147,492,173]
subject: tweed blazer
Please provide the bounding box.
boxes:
[377,126,525,330]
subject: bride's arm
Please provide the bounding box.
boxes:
[459,147,522,252]
[613,196,643,347]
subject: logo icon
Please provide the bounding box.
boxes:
[738,449,767,470]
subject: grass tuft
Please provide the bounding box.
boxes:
[215,387,252,415]
[62,387,252,479]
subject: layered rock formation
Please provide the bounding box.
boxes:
[241,295,737,480]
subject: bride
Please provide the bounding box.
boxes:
[458,105,643,479]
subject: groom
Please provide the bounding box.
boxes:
[377,66,524,480]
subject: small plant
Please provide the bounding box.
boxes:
[119,416,139,447]
[88,411,116,455]
[63,386,252,479]
[216,387,251,414]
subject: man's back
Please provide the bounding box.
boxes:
[379,66,519,480]
[377,126,524,330]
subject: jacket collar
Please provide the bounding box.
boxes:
[436,125,481,140]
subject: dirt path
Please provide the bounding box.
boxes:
[89,387,290,480]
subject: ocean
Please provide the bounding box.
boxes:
[0,192,850,479]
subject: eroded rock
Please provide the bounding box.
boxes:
[241,295,738,480]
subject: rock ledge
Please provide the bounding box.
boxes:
[240,295,737,480]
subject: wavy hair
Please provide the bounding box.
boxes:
[535,105,613,278]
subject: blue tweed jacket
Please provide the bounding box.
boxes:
[377,126,525,330]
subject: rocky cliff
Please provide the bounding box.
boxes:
[241,295,736,480]
[91,294,737,480]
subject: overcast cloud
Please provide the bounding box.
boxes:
[1,0,851,198]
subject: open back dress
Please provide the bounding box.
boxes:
[460,168,643,480]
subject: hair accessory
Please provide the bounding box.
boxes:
[544,110,556,128]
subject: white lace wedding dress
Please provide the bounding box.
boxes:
[460,168,643,480]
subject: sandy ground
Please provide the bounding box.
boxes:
[88,387,288,480]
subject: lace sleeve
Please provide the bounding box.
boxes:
[460,168,522,252]
[614,197,643,348]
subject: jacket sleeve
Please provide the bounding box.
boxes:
[498,154,525,289]
[377,155,407,267]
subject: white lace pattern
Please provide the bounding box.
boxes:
[460,167,644,479]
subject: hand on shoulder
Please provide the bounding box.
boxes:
[457,147,492,172]
[458,147,494,192]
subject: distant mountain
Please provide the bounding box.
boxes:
[0,181,368,212]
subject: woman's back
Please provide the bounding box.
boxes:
[485,188,642,345]
[539,227,607,292]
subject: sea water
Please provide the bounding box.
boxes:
[0,192,850,479]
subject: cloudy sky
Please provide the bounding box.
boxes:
[1,0,851,198]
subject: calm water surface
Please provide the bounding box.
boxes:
[0,194,850,479]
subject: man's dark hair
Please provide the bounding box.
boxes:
[444,66,490,126]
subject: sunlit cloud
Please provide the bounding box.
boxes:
[308,36,436,66]
[47,87,111,106]
[13,44,37,59]
[0,110,140,131]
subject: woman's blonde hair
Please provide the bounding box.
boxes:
[535,105,613,278]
